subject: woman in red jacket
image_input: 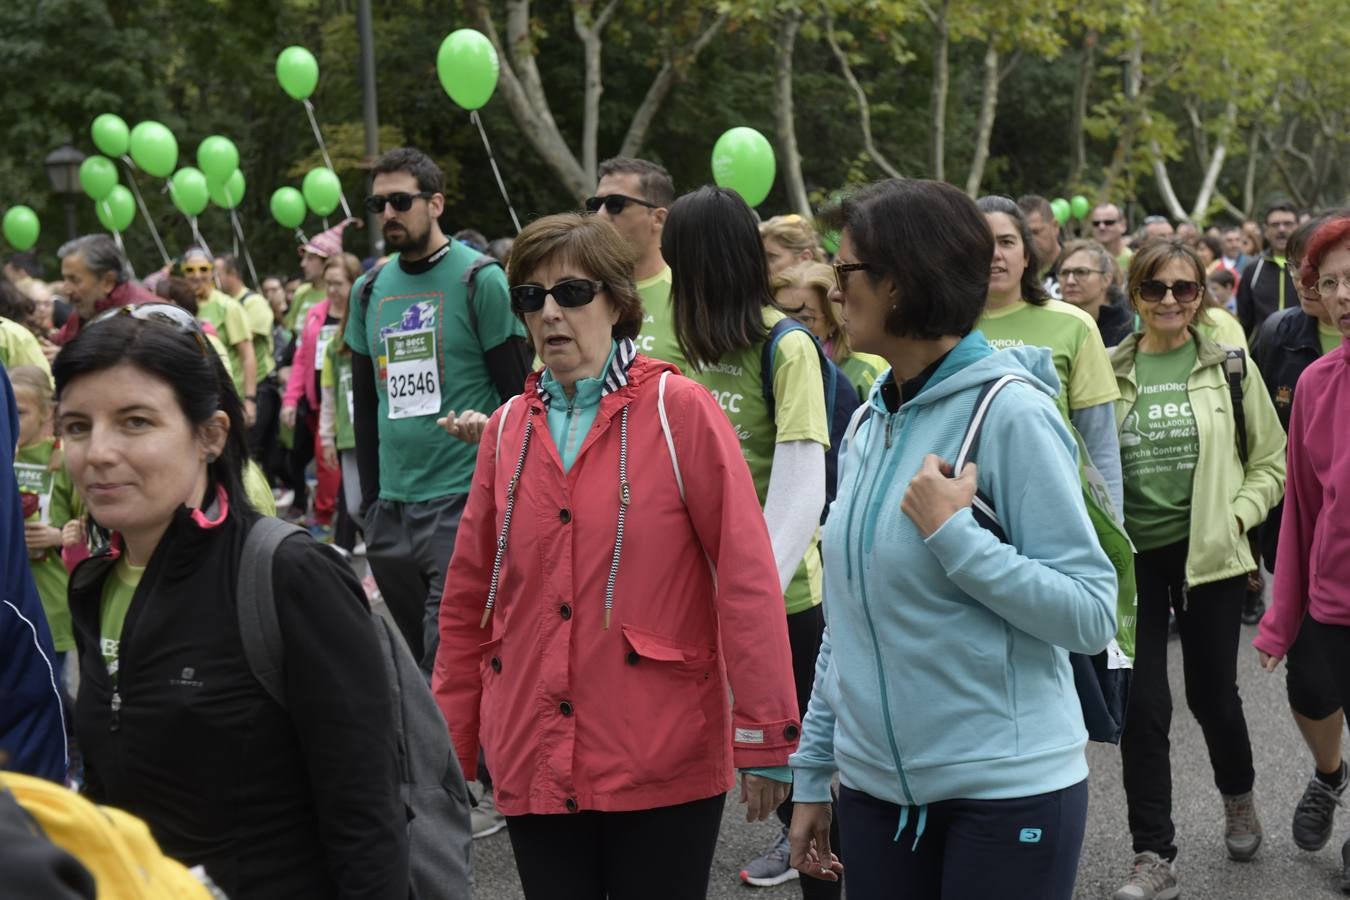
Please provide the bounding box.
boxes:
[432,213,800,900]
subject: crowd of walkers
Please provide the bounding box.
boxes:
[2,144,1349,900]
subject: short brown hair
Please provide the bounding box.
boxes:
[1125,238,1211,327]
[324,252,363,285]
[506,213,643,342]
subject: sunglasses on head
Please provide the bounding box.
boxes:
[509,279,604,314]
[1137,279,1202,304]
[364,191,434,214]
[91,303,210,357]
[584,194,657,216]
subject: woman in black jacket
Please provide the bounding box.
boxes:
[53,304,407,900]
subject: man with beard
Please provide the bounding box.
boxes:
[345,147,530,672]
[1237,202,1301,335]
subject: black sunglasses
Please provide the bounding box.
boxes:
[91,302,210,357]
[1092,218,1118,227]
[584,194,657,216]
[1137,279,1202,304]
[364,191,434,214]
[510,279,605,314]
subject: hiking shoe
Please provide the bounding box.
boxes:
[1223,791,1264,861]
[739,826,799,887]
[1112,851,1179,900]
[470,783,506,839]
[1293,769,1346,851]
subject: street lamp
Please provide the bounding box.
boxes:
[44,144,86,241]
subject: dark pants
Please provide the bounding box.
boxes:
[1286,613,1343,720]
[285,398,315,513]
[1121,540,1253,861]
[506,794,725,900]
[837,781,1088,900]
[779,604,842,899]
[364,494,466,672]
[247,376,281,479]
[1299,620,1350,724]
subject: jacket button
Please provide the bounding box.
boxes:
[559,507,572,524]
[565,797,578,813]
[626,650,640,666]
[490,657,501,673]
[784,724,800,741]
[560,604,572,621]
[559,700,574,717]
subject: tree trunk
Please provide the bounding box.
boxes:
[573,0,622,184]
[1242,126,1259,215]
[824,16,901,179]
[772,10,811,218]
[619,12,728,158]
[1067,29,1096,187]
[1189,99,1236,221]
[964,41,1000,197]
[928,0,950,182]
[1099,30,1143,202]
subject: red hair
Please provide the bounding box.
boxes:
[1301,216,1350,288]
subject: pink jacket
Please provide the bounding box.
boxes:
[283,298,331,412]
[1255,340,1350,658]
[432,354,799,816]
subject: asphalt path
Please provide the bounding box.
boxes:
[466,619,1350,899]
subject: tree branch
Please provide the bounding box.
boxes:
[965,41,1000,197]
[928,0,951,181]
[824,15,902,180]
[773,9,811,218]
[619,11,728,158]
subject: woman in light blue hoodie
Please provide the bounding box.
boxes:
[787,179,1118,899]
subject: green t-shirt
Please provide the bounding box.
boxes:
[839,352,885,403]
[977,299,1120,420]
[0,317,50,376]
[198,289,251,397]
[321,338,356,450]
[100,559,145,683]
[237,289,275,380]
[1120,341,1199,551]
[345,243,526,501]
[286,281,324,335]
[15,440,76,652]
[681,308,831,614]
[205,331,234,382]
[1320,323,1342,355]
[632,267,688,373]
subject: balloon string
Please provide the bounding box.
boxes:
[111,230,125,253]
[295,227,310,245]
[119,157,171,266]
[231,210,260,288]
[189,215,213,263]
[303,99,353,220]
[471,111,522,234]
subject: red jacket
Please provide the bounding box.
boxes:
[52,280,158,345]
[283,298,331,412]
[432,353,799,816]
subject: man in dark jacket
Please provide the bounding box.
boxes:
[1237,202,1300,335]
[0,363,67,782]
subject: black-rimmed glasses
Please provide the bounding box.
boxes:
[833,262,872,295]
[584,194,657,216]
[509,279,605,314]
[364,191,435,214]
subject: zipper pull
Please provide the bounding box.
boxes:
[109,690,121,732]
[885,415,895,449]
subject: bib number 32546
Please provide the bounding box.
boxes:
[385,328,442,419]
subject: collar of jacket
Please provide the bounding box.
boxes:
[1111,326,1230,382]
[1267,307,1322,352]
[531,337,638,410]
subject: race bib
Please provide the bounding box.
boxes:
[314,324,339,372]
[13,463,53,522]
[385,328,442,419]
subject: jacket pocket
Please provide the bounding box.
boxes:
[618,625,717,785]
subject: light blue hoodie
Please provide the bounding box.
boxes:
[790,331,1116,840]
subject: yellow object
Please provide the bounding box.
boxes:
[0,771,213,899]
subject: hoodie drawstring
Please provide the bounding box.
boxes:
[893,803,929,851]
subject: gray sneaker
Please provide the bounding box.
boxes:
[1112,851,1179,900]
[470,782,506,839]
[1223,790,1264,861]
[739,826,799,887]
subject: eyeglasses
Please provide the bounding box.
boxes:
[181,263,213,274]
[90,303,210,357]
[1315,274,1350,297]
[1060,267,1105,282]
[584,194,657,216]
[509,279,605,314]
[1136,279,1202,304]
[1092,219,1118,227]
[364,191,434,214]
[833,262,872,294]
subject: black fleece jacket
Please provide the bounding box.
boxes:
[68,499,408,900]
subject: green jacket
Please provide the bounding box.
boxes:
[1110,329,1286,588]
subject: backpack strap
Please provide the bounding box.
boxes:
[237,517,307,709]
[841,403,873,451]
[1222,346,1248,465]
[657,371,716,579]
[493,395,519,467]
[760,318,835,424]
[461,253,502,350]
[953,375,1028,542]
[357,261,388,317]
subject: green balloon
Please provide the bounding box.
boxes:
[197,135,239,182]
[276,45,319,101]
[209,169,246,210]
[1050,197,1071,226]
[79,155,119,201]
[170,167,210,216]
[302,167,341,217]
[1070,194,1091,221]
[711,126,776,208]
[95,185,135,233]
[129,121,178,178]
[91,114,130,157]
[2,206,40,251]
[271,186,307,229]
[822,230,840,255]
[436,29,499,111]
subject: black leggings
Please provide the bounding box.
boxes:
[506,794,725,900]
[1120,540,1253,861]
[837,781,1088,900]
[780,605,842,900]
